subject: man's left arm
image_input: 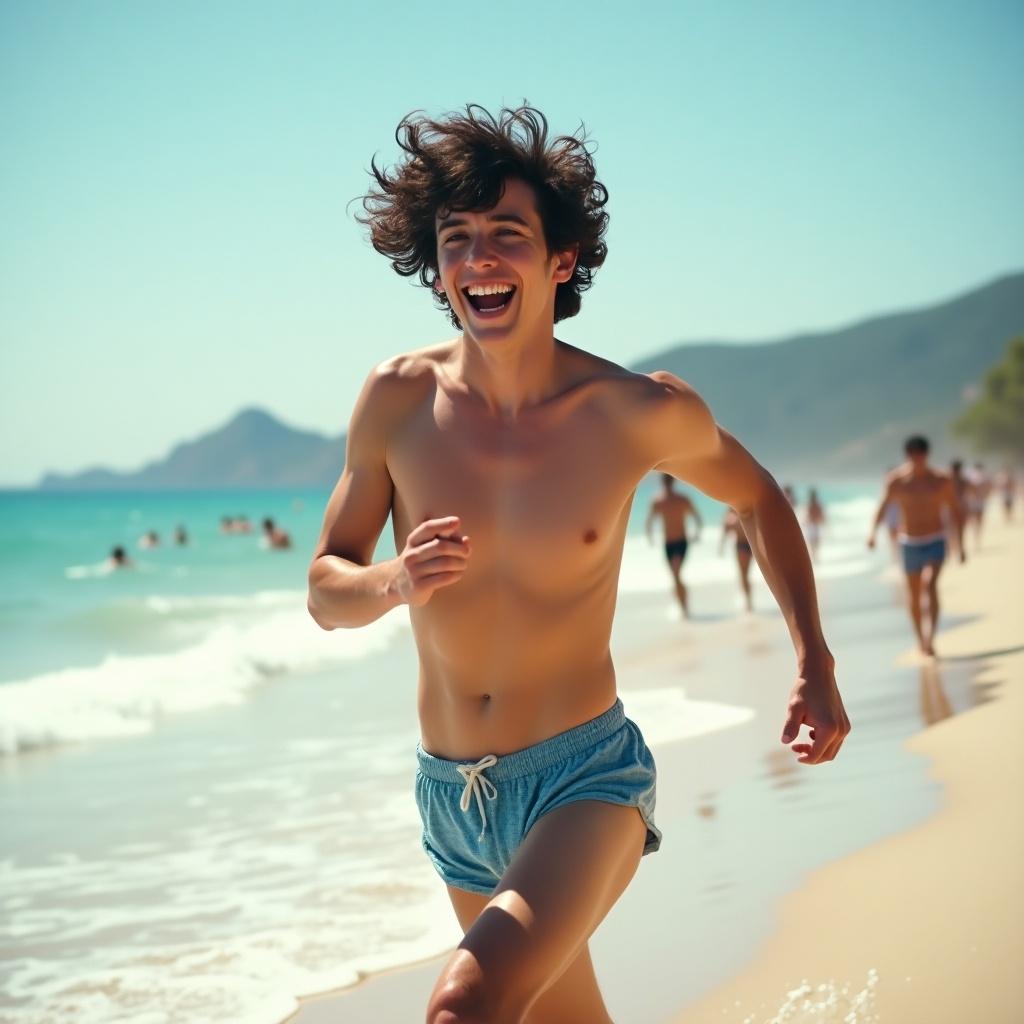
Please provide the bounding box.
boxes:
[645,372,851,764]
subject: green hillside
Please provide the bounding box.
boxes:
[632,273,1024,476]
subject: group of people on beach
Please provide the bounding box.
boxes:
[106,515,292,569]
[647,437,1017,658]
[646,473,827,616]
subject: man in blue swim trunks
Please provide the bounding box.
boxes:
[308,104,850,1024]
[646,473,703,617]
[868,435,960,657]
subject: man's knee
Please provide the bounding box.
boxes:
[426,970,528,1024]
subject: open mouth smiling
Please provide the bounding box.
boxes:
[462,282,517,315]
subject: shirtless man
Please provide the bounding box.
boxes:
[868,436,959,657]
[645,473,702,616]
[307,105,849,1024]
[720,507,754,612]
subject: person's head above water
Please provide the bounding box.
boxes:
[660,473,676,493]
[359,103,609,332]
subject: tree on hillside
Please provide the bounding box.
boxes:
[953,337,1024,457]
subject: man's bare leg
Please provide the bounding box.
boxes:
[668,556,688,617]
[923,561,942,656]
[737,550,753,612]
[446,888,611,1024]
[426,800,646,1024]
[905,571,928,654]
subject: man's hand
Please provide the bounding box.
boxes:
[866,534,877,550]
[389,516,471,607]
[780,663,851,765]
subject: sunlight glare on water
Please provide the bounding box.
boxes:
[742,969,880,1023]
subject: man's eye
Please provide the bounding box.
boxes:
[443,233,467,244]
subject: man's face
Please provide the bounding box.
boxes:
[907,449,929,469]
[434,177,576,343]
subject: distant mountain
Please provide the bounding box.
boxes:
[37,273,1024,489]
[632,272,1024,477]
[38,408,345,491]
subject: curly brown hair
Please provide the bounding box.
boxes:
[358,104,609,328]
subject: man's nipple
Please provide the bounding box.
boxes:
[583,528,598,544]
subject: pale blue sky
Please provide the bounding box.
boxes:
[1,0,1022,485]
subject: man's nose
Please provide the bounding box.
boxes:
[465,235,497,268]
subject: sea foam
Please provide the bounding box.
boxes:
[0,601,408,755]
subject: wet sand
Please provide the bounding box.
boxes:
[287,521,1020,1024]
[675,515,1024,1022]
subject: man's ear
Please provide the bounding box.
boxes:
[552,246,578,284]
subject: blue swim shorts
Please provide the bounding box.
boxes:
[415,699,661,896]
[900,536,947,575]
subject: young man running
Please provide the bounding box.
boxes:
[868,436,959,657]
[308,105,850,1024]
[645,472,703,617]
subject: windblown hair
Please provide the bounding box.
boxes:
[358,104,609,328]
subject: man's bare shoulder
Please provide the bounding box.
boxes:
[885,465,912,488]
[566,357,718,466]
[560,348,707,417]
[373,339,457,385]
[360,340,456,411]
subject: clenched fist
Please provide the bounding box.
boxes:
[389,516,471,607]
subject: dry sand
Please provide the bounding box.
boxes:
[675,516,1024,1023]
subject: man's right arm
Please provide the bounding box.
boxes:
[307,361,472,630]
[867,476,897,547]
[307,365,402,630]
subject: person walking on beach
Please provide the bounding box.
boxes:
[720,507,755,612]
[949,460,970,563]
[867,436,959,657]
[965,461,992,549]
[645,473,702,617]
[308,105,850,1024]
[804,487,826,561]
[996,465,1017,521]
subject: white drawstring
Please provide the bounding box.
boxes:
[456,754,498,838]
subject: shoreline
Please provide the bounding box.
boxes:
[674,515,1024,1022]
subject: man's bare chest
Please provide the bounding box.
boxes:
[897,477,943,505]
[387,401,645,578]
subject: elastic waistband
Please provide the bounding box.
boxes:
[416,699,625,784]
[898,531,947,546]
